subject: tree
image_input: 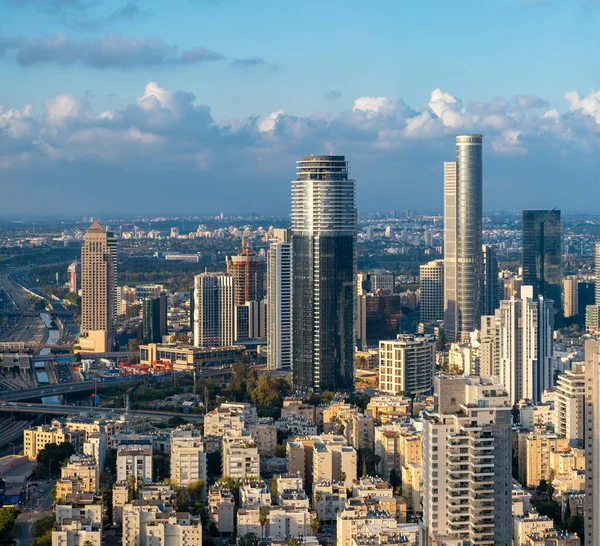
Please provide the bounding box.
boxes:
[176,488,191,512]
[314,491,322,502]
[287,539,301,546]
[339,471,346,484]
[0,507,19,537]
[105,448,117,474]
[125,303,141,320]
[389,469,401,490]
[311,517,321,535]
[238,534,259,546]
[168,416,188,428]
[35,442,75,477]
[259,510,268,537]
[271,475,280,496]
[102,488,113,525]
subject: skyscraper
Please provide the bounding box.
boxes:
[80,222,117,353]
[481,244,499,315]
[142,295,167,344]
[422,375,512,546]
[444,134,483,341]
[419,259,444,324]
[67,261,80,294]
[498,285,554,404]
[522,209,562,302]
[585,338,600,544]
[291,155,357,393]
[226,242,266,306]
[193,273,234,348]
[267,229,292,370]
[563,276,579,318]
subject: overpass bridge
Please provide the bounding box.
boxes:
[0,367,233,401]
[0,402,204,423]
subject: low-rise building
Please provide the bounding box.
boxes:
[23,423,83,459]
[313,480,346,522]
[208,484,235,535]
[240,479,271,509]
[116,446,153,484]
[222,430,260,480]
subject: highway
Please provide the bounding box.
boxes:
[0,402,204,423]
[0,367,233,401]
[0,274,46,344]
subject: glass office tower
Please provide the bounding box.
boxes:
[291,155,357,393]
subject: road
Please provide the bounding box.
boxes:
[0,401,205,422]
[0,274,46,344]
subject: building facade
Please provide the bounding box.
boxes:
[193,273,234,348]
[292,155,357,392]
[444,134,484,341]
[420,259,444,324]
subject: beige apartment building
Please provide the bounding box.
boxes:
[518,431,570,488]
[24,424,83,459]
[60,455,99,493]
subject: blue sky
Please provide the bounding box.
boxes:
[1,0,600,214]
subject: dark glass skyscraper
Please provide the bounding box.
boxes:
[291,155,357,393]
[522,210,562,302]
[143,295,167,344]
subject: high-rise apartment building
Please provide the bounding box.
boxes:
[482,244,499,315]
[193,273,234,348]
[267,229,292,370]
[586,243,600,332]
[586,339,600,545]
[522,210,562,303]
[291,155,357,392]
[170,427,207,490]
[378,335,435,396]
[563,277,579,318]
[551,363,585,446]
[420,259,444,324]
[444,134,483,341]
[226,242,265,306]
[67,261,80,293]
[80,222,117,353]
[498,286,554,404]
[422,375,513,546]
[142,295,167,344]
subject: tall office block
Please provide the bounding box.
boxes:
[378,335,435,396]
[420,259,444,324]
[267,229,292,370]
[234,300,267,342]
[80,222,117,353]
[498,286,554,404]
[444,134,483,341]
[142,295,167,344]
[422,375,512,546]
[585,339,600,545]
[482,244,499,315]
[67,261,80,293]
[226,243,265,306]
[193,273,234,348]
[586,243,600,332]
[563,277,579,318]
[522,210,562,303]
[291,155,357,393]
[596,242,600,304]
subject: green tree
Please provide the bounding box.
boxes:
[176,488,191,511]
[287,539,301,546]
[125,303,141,320]
[105,448,117,474]
[259,510,268,537]
[311,517,321,535]
[0,507,19,537]
[238,534,260,546]
[271,475,280,496]
[36,442,75,477]
[128,338,140,352]
[168,416,188,428]
[102,488,113,525]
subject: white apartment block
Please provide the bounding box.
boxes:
[420,259,444,323]
[204,402,258,436]
[169,428,207,489]
[552,362,585,446]
[237,506,312,541]
[208,484,236,534]
[240,479,272,509]
[193,273,234,347]
[422,375,513,546]
[116,446,153,483]
[313,480,346,522]
[222,430,260,480]
[52,520,101,546]
[379,335,435,396]
[123,506,201,546]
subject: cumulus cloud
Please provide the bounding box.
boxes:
[515,94,549,109]
[2,83,600,214]
[3,32,224,68]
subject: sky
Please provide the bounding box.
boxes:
[1,0,600,215]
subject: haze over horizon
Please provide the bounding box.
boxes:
[1,0,600,215]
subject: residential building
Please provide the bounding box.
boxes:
[226,242,266,306]
[379,335,435,396]
[482,244,499,315]
[24,423,83,459]
[585,339,600,544]
[267,229,292,370]
[552,363,585,446]
[422,375,513,545]
[222,430,260,480]
[420,259,444,324]
[52,520,101,546]
[292,155,357,393]
[518,431,569,488]
[60,455,99,493]
[116,446,153,483]
[444,134,484,341]
[79,222,117,353]
[192,273,234,347]
[208,484,236,534]
[169,427,207,489]
[564,277,579,319]
[313,480,346,522]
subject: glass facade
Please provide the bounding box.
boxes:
[291,155,357,393]
[522,209,562,302]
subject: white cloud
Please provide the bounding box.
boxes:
[44,93,81,126]
[258,109,284,133]
[565,90,600,124]
[352,97,395,115]
[492,130,527,156]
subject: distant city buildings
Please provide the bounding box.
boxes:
[419,259,444,324]
[193,273,234,347]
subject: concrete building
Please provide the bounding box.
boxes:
[420,259,444,324]
[345,412,375,452]
[498,285,555,404]
[169,427,207,489]
[514,511,555,546]
[585,339,600,544]
[67,260,80,293]
[192,273,234,348]
[336,508,399,546]
[208,484,236,535]
[79,222,117,353]
[564,277,579,319]
[226,243,266,306]
[422,375,513,546]
[267,229,292,370]
[116,446,153,483]
[239,479,271,509]
[313,480,346,522]
[204,402,257,436]
[122,506,202,546]
[248,418,277,457]
[552,363,585,446]
[518,431,569,488]
[222,430,260,480]
[482,244,499,315]
[379,335,435,396]
[24,424,83,459]
[52,520,101,546]
[444,134,484,341]
[237,506,312,541]
[60,455,99,493]
[292,155,357,393]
